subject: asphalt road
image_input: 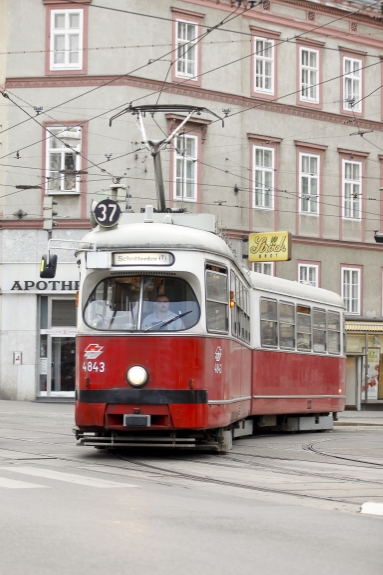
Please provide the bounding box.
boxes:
[0,400,382,575]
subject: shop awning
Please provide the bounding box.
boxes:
[346,321,383,332]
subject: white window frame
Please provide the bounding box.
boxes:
[253,145,274,209]
[176,20,198,79]
[50,9,83,71]
[342,267,361,315]
[300,47,319,103]
[253,262,275,276]
[299,153,319,215]
[342,159,361,221]
[298,264,318,287]
[343,57,362,112]
[254,37,274,94]
[46,126,82,194]
[174,134,198,202]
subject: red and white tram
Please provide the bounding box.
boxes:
[64,206,346,451]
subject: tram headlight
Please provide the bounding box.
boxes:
[127,366,148,387]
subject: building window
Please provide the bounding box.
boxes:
[253,146,274,209]
[299,264,318,287]
[253,262,274,276]
[300,48,318,102]
[176,20,197,79]
[50,9,83,71]
[46,126,81,193]
[174,135,197,201]
[342,268,361,314]
[300,153,319,214]
[342,160,361,220]
[254,37,274,94]
[343,57,362,112]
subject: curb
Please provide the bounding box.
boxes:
[334,422,383,427]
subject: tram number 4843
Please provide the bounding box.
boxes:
[82,361,105,373]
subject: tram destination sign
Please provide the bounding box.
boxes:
[248,231,292,262]
[112,252,174,266]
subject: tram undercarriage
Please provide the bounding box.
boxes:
[74,412,335,452]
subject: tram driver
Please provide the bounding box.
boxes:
[142,294,184,331]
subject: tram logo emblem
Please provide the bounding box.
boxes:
[84,344,104,359]
[215,347,222,362]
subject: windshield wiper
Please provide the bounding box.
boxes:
[143,310,192,332]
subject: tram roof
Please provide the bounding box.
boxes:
[249,271,344,308]
[81,220,235,260]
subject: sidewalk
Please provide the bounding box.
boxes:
[335,410,383,427]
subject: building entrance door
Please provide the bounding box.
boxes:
[39,297,77,398]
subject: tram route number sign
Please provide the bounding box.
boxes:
[94,199,121,228]
[248,231,292,263]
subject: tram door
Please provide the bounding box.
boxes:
[39,297,77,398]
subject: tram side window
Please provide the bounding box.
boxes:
[328,311,341,354]
[313,308,326,353]
[279,302,295,349]
[206,267,228,333]
[260,298,278,347]
[297,305,311,351]
[230,272,250,343]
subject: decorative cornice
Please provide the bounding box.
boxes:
[6,74,383,133]
[0,219,90,229]
[171,6,205,19]
[248,133,283,144]
[338,45,367,56]
[249,25,281,38]
[295,140,328,151]
[295,37,325,48]
[337,147,370,157]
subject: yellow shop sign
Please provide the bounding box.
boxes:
[248,231,292,262]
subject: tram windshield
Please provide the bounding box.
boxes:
[84,275,200,332]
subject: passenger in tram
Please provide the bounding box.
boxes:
[142,294,184,331]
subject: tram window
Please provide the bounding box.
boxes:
[84,276,199,332]
[206,269,228,333]
[260,299,278,347]
[297,306,311,351]
[328,311,341,355]
[230,271,250,343]
[313,308,326,353]
[279,302,295,349]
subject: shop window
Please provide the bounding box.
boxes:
[46,126,82,193]
[52,299,77,327]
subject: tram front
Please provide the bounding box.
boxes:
[74,212,236,450]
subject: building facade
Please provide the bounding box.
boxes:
[1,0,383,406]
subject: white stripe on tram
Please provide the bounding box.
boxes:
[1,467,138,488]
